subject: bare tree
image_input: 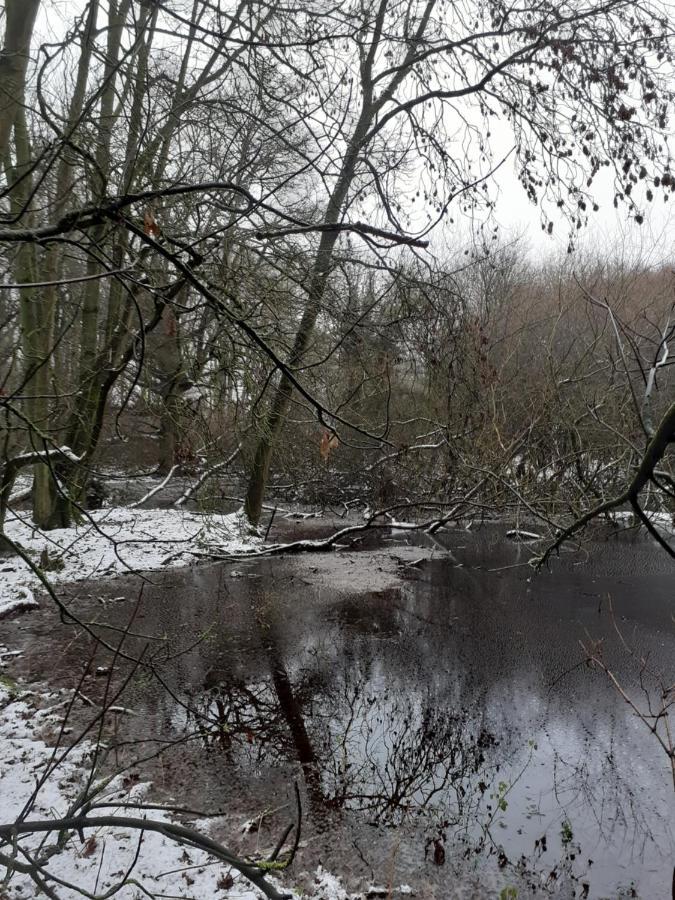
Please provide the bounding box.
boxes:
[241,0,675,524]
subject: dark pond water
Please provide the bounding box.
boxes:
[4,526,675,898]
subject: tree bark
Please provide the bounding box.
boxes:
[243,106,373,524]
[0,0,40,161]
[242,0,436,524]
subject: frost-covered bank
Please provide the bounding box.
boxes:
[0,507,260,619]
[0,675,355,899]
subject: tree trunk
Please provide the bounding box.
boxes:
[243,107,373,524]
[1,2,50,527]
[0,0,40,161]
[7,104,58,528]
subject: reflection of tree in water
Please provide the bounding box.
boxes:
[319,674,498,825]
[548,735,667,860]
[165,578,674,898]
[181,600,501,828]
[186,675,289,758]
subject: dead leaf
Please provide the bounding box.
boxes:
[218,872,234,890]
[143,208,160,237]
[122,772,140,791]
[319,429,339,463]
[81,836,98,858]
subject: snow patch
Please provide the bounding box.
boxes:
[0,684,349,899]
[0,585,38,618]
[611,509,675,534]
[506,529,542,542]
[0,506,261,618]
[312,866,350,899]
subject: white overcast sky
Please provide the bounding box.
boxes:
[491,153,675,266]
[29,0,675,270]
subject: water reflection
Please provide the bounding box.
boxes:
[133,551,674,900]
[192,669,501,826]
[74,538,675,897]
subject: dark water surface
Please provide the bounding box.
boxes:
[4,527,675,898]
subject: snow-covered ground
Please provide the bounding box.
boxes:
[0,675,353,899]
[0,506,261,619]
[612,509,675,532]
